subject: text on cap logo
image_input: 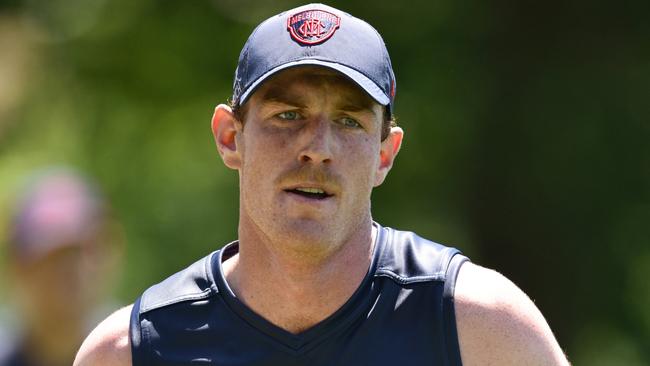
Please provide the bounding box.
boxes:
[287,9,340,45]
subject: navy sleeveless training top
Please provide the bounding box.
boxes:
[130,223,469,365]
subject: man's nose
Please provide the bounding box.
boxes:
[298,117,334,164]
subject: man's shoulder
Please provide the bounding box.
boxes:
[377,225,466,284]
[138,251,220,314]
[454,263,570,366]
[74,305,133,366]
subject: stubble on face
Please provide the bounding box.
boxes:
[236,66,385,260]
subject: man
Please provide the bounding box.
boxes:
[75,3,569,365]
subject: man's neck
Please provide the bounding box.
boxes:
[222,220,376,334]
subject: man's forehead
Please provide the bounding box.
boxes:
[252,66,378,110]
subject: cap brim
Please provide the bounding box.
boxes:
[238,59,390,107]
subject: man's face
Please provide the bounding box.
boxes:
[216,66,400,252]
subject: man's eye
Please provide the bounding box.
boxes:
[340,117,362,128]
[277,111,301,120]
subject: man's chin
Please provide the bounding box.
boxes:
[274,219,342,251]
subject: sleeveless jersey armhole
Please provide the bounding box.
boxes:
[443,253,469,366]
[129,296,145,366]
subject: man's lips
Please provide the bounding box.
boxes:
[283,185,335,200]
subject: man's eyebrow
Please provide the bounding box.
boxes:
[339,104,374,113]
[259,87,307,108]
[337,89,376,113]
[258,84,377,113]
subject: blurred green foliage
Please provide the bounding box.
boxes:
[0,0,648,363]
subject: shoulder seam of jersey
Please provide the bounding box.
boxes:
[374,268,446,284]
[140,288,215,313]
[139,251,220,314]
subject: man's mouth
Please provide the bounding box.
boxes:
[285,187,333,200]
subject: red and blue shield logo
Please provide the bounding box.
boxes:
[287,9,341,45]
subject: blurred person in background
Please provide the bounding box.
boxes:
[0,168,122,366]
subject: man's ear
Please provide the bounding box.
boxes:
[211,104,242,170]
[374,126,404,187]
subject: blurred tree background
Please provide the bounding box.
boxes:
[0,0,648,363]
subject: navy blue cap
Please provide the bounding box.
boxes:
[232,3,396,113]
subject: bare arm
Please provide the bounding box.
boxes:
[455,262,570,366]
[74,305,133,366]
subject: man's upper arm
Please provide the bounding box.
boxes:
[454,262,570,366]
[74,304,133,366]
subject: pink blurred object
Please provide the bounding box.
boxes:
[11,168,104,262]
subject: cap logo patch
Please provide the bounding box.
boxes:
[287,9,340,45]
